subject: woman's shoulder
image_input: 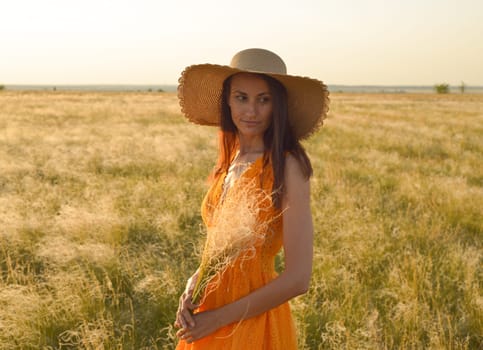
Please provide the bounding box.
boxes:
[284,152,304,175]
[284,147,313,180]
[283,153,312,194]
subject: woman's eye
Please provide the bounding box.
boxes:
[235,95,246,102]
[259,96,271,104]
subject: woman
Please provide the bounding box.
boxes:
[175,48,329,348]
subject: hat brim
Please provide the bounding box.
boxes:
[178,63,329,139]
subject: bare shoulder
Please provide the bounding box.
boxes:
[282,153,311,219]
[284,153,308,184]
[283,153,310,207]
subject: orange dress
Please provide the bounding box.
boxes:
[176,157,297,350]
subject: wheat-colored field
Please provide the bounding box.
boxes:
[0,91,481,349]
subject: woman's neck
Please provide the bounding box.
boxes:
[237,135,265,156]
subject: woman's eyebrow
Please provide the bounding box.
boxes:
[232,90,271,96]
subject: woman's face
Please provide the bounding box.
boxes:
[228,73,273,139]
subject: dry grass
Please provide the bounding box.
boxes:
[192,177,276,304]
[0,91,481,349]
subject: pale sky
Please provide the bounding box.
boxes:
[1,0,482,85]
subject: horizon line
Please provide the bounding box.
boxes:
[4,83,483,87]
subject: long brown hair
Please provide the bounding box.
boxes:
[210,73,312,208]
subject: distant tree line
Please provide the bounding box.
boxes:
[434,81,467,94]
[434,83,449,94]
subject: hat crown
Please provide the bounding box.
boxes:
[230,48,287,75]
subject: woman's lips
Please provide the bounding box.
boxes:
[241,120,260,127]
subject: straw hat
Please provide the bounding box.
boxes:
[178,48,329,139]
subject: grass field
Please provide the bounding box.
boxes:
[0,91,481,349]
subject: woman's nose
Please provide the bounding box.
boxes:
[244,99,256,117]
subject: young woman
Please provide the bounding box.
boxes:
[175,48,329,349]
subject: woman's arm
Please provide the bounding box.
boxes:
[178,155,313,343]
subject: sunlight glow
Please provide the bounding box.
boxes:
[1,0,482,85]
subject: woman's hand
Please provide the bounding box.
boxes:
[176,309,223,343]
[174,272,200,329]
